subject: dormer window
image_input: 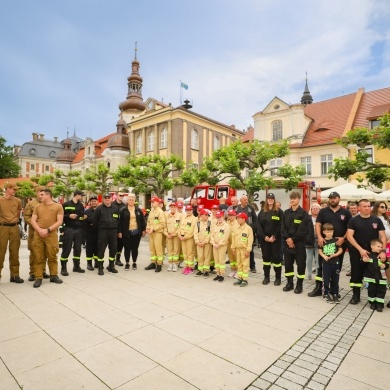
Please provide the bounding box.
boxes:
[49,151,56,158]
[29,148,36,155]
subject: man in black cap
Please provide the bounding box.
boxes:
[308,191,352,298]
[84,195,99,271]
[60,190,87,276]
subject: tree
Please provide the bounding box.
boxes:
[183,140,305,200]
[0,136,20,178]
[83,162,114,195]
[31,169,85,200]
[330,113,390,188]
[114,154,185,198]
[16,181,37,201]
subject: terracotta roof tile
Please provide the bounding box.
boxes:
[241,128,254,142]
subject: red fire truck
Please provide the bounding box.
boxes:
[190,181,319,211]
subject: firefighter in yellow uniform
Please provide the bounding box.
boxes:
[164,203,183,272]
[194,209,212,278]
[179,205,198,275]
[145,197,166,272]
[23,186,50,281]
[232,212,254,287]
[226,209,239,278]
[210,211,230,282]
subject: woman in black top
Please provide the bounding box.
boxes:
[118,195,146,270]
[257,193,284,286]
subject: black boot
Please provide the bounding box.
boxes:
[262,277,270,285]
[98,262,104,276]
[145,263,156,270]
[274,268,282,286]
[283,277,294,292]
[73,260,85,273]
[94,259,99,269]
[308,281,322,297]
[60,261,69,276]
[294,278,303,294]
[115,254,123,266]
[349,287,361,305]
[108,261,118,273]
[87,260,94,271]
[155,264,162,272]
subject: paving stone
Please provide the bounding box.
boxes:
[268,365,284,376]
[337,341,353,350]
[305,349,327,360]
[280,354,296,363]
[269,386,284,390]
[288,364,313,379]
[326,355,342,364]
[296,340,310,348]
[333,346,348,355]
[275,377,303,390]
[252,377,271,389]
[274,360,291,370]
[312,373,331,386]
[310,344,333,355]
[306,380,326,390]
[281,370,308,386]
[286,349,300,358]
[321,360,338,372]
[342,333,357,341]
[300,353,323,365]
[260,371,278,383]
[294,358,319,372]
[291,345,305,353]
[317,366,334,377]
[318,332,340,341]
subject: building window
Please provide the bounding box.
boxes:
[270,158,282,176]
[136,135,142,154]
[321,154,333,175]
[357,147,373,163]
[45,165,50,172]
[214,135,220,150]
[192,163,199,170]
[191,129,199,149]
[160,128,167,149]
[272,120,283,141]
[31,163,35,170]
[147,131,154,151]
[301,156,312,175]
[370,119,380,129]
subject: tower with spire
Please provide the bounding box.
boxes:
[118,42,146,122]
[301,72,313,105]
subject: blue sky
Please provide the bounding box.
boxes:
[1,0,389,146]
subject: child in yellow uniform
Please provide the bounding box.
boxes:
[226,209,239,278]
[179,205,198,274]
[164,203,183,272]
[194,209,212,278]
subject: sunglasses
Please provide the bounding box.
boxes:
[104,197,111,199]
[379,205,386,209]
[118,195,123,197]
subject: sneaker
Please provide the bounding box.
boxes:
[213,275,221,281]
[333,294,340,304]
[240,280,248,287]
[50,275,63,284]
[182,267,189,275]
[132,263,137,270]
[323,294,334,304]
[125,263,130,270]
[218,276,224,282]
[33,279,42,288]
[250,267,257,273]
[187,268,194,275]
[203,271,209,278]
[234,273,240,279]
[234,279,242,286]
[28,274,35,282]
[155,264,162,273]
[370,302,376,310]
[172,264,178,272]
[228,271,236,278]
[195,271,203,276]
[167,263,173,272]
[10,276,24,283]
[178,261,184,268]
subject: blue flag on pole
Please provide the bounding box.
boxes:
[180,82,188,90]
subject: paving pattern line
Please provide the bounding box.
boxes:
[246,288,374,390]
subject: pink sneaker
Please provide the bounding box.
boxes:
[182,267,189,275]
[187,268,194,275]
[228,271,236,278]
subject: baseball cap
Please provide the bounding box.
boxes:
[267,193,275,199]
[176,202,183,208]
[185,205,193,211]
[89,195,98,201]
[236,212,248,220]
[211,205,219,210]
[216,211,224,218]
[200,209,209,216]
[227,209,237,216]
[151,197,160,203]
[74,190,85,196]
[170,202,177,208]
[328,192,340,198]
[103,193,111,198]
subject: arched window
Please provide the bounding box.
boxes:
[160,128,167,149]
[136,134,142,154]
[214,135,220,150]
[272,120,283,141]
[191,129,199,149]
[147,131,154,151]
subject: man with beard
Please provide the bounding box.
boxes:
[308,192,352,298]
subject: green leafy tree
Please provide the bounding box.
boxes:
[330,113,390,188]
[114,154,185,198]
[0,136,20,178]
[83,162,114,195]
[16,181,37,201]
[183,140,305,200]
[31,169,85,200]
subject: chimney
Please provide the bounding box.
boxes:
[54,137,58,143]
[39,134,44,141]
[32,133,38,141]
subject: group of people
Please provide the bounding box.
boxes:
[0,184,389,309]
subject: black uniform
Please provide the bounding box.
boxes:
[364,251,389,309]
[257,208,283,280]
[92,203,120,267]
[85,206,99,268]
[60,200,85,272]
[113,200,126,264]
[321,237,341,296]
[281,205,309,283]
[315,206,352,281]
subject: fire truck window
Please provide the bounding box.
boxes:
[208,188,215,200]
[195,189,206,198]
[217,187,228,199]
